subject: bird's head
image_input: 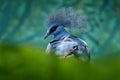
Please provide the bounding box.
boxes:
[44,22,65,39]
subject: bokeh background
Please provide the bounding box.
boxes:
[0,0,120,56]
[0,0,120,80]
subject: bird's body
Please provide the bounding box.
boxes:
[44,7,90,62]
[46,35,78,56]
[46,34,90,61]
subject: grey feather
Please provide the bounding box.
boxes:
[46,7,87,29]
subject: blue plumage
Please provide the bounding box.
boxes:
[44,8,90,61]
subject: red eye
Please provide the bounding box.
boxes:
[50,26,57,32]
[51,27,56,31]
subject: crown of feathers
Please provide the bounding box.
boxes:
[46,7,87,29]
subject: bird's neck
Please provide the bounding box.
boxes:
[53,29,69,40]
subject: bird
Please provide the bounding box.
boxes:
[44,7,90,62]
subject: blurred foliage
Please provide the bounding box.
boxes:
[0,44,120,80]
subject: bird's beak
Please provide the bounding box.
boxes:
[44,32,50,39]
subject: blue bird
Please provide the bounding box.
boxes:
[44,7,90,61]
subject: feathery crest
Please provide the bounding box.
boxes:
[46,7,87,29]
